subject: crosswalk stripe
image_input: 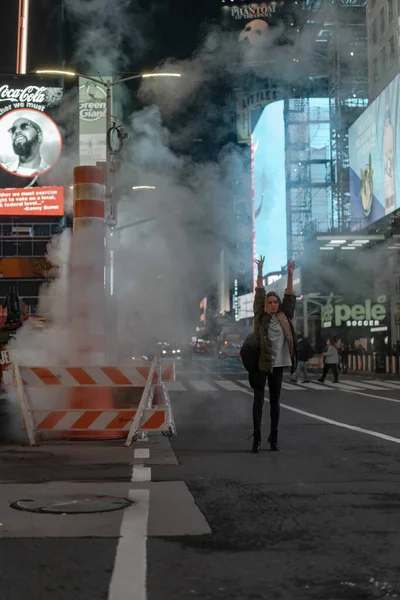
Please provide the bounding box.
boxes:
[362,380,400,389]
[296,382,333,390]
[215,380,245,391]
[339,381,389,391]
[166,378,400,395]
[238,380,250,388]
[323,382,360,391]
[282,382,305,391]
[167,381,187,392]
[189,381,218,392]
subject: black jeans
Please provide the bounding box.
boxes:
[249,367,284,438]
[321,363,339,382]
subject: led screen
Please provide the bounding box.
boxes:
[349,73,400,228]
[251,100,287,286]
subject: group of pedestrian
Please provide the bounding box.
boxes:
[240,256,342,454]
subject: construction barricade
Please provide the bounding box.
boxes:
[4,358,176,447]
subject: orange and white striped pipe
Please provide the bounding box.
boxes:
[71,165,106,365]
[73,165,105,230]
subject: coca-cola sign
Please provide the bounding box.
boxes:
[0,75,77,212]
[0,84,63,118]
[0,85,47,104]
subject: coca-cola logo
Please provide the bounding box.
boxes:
[0,85,48,104]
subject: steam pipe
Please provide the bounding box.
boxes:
[16,0,30,74]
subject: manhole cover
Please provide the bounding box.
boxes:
[0,450,54,462]
[10,494,131,514]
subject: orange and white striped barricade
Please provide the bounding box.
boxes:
[1,348,13,389]
[126,375,177,447]
[9,358,175,446]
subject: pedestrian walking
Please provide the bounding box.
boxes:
[246,256,297,453]
[291,336,314,383]
[318,338,339,383]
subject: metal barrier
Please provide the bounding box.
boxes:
[346,353,400,376]
[6,358,176,446]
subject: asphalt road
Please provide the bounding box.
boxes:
[1,356,400,600]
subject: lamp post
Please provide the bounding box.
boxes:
[36,69,180,226]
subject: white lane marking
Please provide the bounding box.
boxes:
[282,382,305,391]
[108,488,150,600]
[216,380,246,391]
[131,465,152,482]
[239,388,400,444]
[134,448,150,460]
[167,381,187,392]
[340,389,400,405]
[189,381,218,392]
[280,404,400,444]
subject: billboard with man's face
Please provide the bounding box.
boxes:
[0,75,77,216]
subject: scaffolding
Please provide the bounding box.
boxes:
[327,0,368,232]
[284,0,368,259]
[285,96,332,259]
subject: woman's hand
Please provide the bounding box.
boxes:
[287,259,295,276]
[255,256,265,275]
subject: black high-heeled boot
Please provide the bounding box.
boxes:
[268,432,280,452]
[251,431,261,453]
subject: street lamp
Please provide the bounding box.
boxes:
[36,69,180,225]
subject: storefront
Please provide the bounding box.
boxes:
[320,293,390,353]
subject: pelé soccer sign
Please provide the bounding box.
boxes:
[321,296,387,328]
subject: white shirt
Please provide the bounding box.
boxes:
[4,157,50,176]
[269,315,292,367]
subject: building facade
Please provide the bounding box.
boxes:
[366,0,400,101]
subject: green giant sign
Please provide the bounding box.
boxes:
[321,296,387,328]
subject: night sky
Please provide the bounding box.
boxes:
[1,0,221,74]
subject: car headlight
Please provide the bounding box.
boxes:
[177,349,180,353]
[172,350,176,354]
[162,350,166,354]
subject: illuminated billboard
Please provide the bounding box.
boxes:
[79,76,109,165]
[221,1,295,48]
[251,100,287,287]
[0,76,77,216]
[236,85,285,144]
[349,74,400,228]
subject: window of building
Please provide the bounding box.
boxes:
[381,46,386,71]
[380,7,385,34]
[372,18,377,43]
[373,57,379,81]
[388,0,394,23]
[389,36,395,64]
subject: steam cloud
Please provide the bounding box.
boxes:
[8,0,368,372]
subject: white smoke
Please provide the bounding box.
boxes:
[6,0,355,386]
[8,229,72,366]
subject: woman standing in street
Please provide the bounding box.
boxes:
[318,339,339,383]
[250,256,297,453]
